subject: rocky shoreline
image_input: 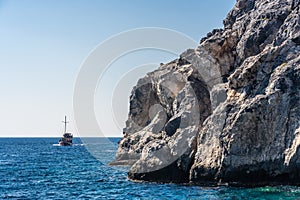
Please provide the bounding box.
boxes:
[111,0,300,186]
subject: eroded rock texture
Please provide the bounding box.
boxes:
[112,0,300,186]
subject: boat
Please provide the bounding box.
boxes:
[58,116,73,146]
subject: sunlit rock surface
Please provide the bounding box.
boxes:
[112,0,300,186]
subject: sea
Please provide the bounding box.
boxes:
[1,138,300,200]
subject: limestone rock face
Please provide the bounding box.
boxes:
[113,0,300,186]
[112,58,212,182]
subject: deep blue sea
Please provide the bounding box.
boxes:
[1,138,300,199]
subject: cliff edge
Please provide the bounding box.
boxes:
[112,0,300,186]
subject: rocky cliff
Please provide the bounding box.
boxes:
[112,0,300,186]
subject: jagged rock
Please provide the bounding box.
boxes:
[190,0,300,186]
[112,59,212,181]
[210,83,228,110]
[112,0,300,186]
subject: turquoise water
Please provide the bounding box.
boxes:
[1,138,300,199]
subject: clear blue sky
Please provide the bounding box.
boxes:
[0,0,235,137]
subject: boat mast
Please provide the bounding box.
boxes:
[62,116,69,133]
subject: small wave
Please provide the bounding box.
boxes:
[73,144,85,146]
[52,144,84,146]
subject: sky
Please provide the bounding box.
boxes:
[0,0,235,137]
